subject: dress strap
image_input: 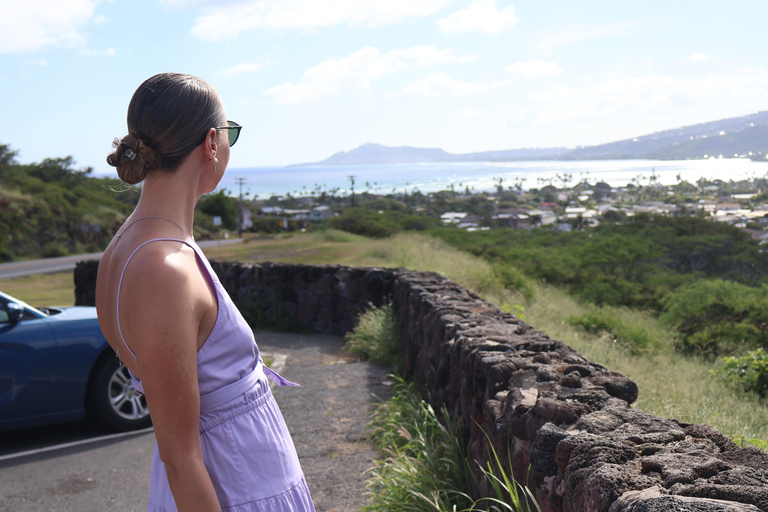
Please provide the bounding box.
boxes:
[116,237,195,359]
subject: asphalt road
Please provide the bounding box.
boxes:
[0,238,244,280]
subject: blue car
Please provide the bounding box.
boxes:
[0,290,150,432]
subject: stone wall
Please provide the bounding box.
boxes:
[75,260,768,511]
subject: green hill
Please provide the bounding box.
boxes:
[0,143,238,262]
[0,144,138,262]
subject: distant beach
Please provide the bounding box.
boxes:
[216,158,768,199]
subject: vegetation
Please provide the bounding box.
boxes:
[344,302,403,370]
[363,375,476,512]
[0,143,241,262]
[714,349,768,398]
[429,214,768,357]
[0,144,136,261]
[348,305,539,512]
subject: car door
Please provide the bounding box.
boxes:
[0,298,58,429]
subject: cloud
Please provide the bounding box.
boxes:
[264,45,472,103]
[435,0,519,35]
[507,60,562,78]
[536,20,647,54]
[690,52,714,62]
[182,0,457,41]
[217,61,272,78]
[504,69,768,145]
[456,109,485,118]
[80,48,116,57]
[400,72,507,97]
[0,0,100,54]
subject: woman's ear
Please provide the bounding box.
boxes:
[202,127,219,161]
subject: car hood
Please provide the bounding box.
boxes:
[46,306,99,321]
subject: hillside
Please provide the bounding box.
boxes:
[302,143,569,166]
[302,110,768,165]
[0,144,236,262]
[0,144,138,261]
[563,110,768,160]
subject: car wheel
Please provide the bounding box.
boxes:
[89,355,151,431]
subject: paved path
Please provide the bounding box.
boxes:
[260,331,391,512]
[0,331,389,511]
[0,239,244,280]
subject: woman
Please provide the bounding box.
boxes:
[96,73,315,512]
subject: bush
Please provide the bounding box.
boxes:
[568,307,657,353]
[42,242,68,258]
[492,264,534,301]
[250,217,283,234]
[344,303,403,370]
[660,280,768,355]
[329,208,395,238]
[714,348,768,397]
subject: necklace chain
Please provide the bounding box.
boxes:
[116,216,192,239]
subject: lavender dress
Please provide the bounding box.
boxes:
[116,238,315,512]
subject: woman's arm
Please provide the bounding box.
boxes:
[121,244,221,512]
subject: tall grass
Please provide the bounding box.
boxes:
[344,302,403,370]
[363,375,475,512]
[364,375,541,512]
[349,304,540,512]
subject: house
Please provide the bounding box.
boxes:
[492,209,531,229]
[440,212,468,224]
[240,206,253,231]
[261,206,284,216]
[308,206,334,222]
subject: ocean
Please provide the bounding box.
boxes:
[217,158,768,199]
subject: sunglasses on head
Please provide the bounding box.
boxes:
[214,121,242,147]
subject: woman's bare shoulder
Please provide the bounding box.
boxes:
[121,240,200,294]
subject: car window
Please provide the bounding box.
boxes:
[0,303,9,324]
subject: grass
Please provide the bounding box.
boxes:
[4,229,767,444]
[364,374,476,512]
[0,271,75,306]
[344,302,404,371]
[350,304,539,512]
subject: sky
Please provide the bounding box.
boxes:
[1,0,768,173]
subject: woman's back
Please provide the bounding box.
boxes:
[95,219,218,380]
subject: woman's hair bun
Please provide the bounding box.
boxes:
[106,134,161,185]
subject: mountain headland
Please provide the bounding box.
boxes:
[298,110,768,166]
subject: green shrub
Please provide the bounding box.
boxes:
[344,303,403,370]
[329,208,395,238]
[714,348,768,397]
[250,217,283,233]
[492,264,534,301]
[41,242,68,258]
[660,280,768,355]
[568,307,657,353]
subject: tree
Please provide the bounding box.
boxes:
[197,189,238,230]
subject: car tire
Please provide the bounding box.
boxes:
[88,355,151,432]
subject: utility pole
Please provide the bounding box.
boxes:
[235,177,246,237]
[348,175,356,207]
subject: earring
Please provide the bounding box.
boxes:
[213,157,218,173]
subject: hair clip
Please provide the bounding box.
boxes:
[112,137,121,148]
[124,149,137,161]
